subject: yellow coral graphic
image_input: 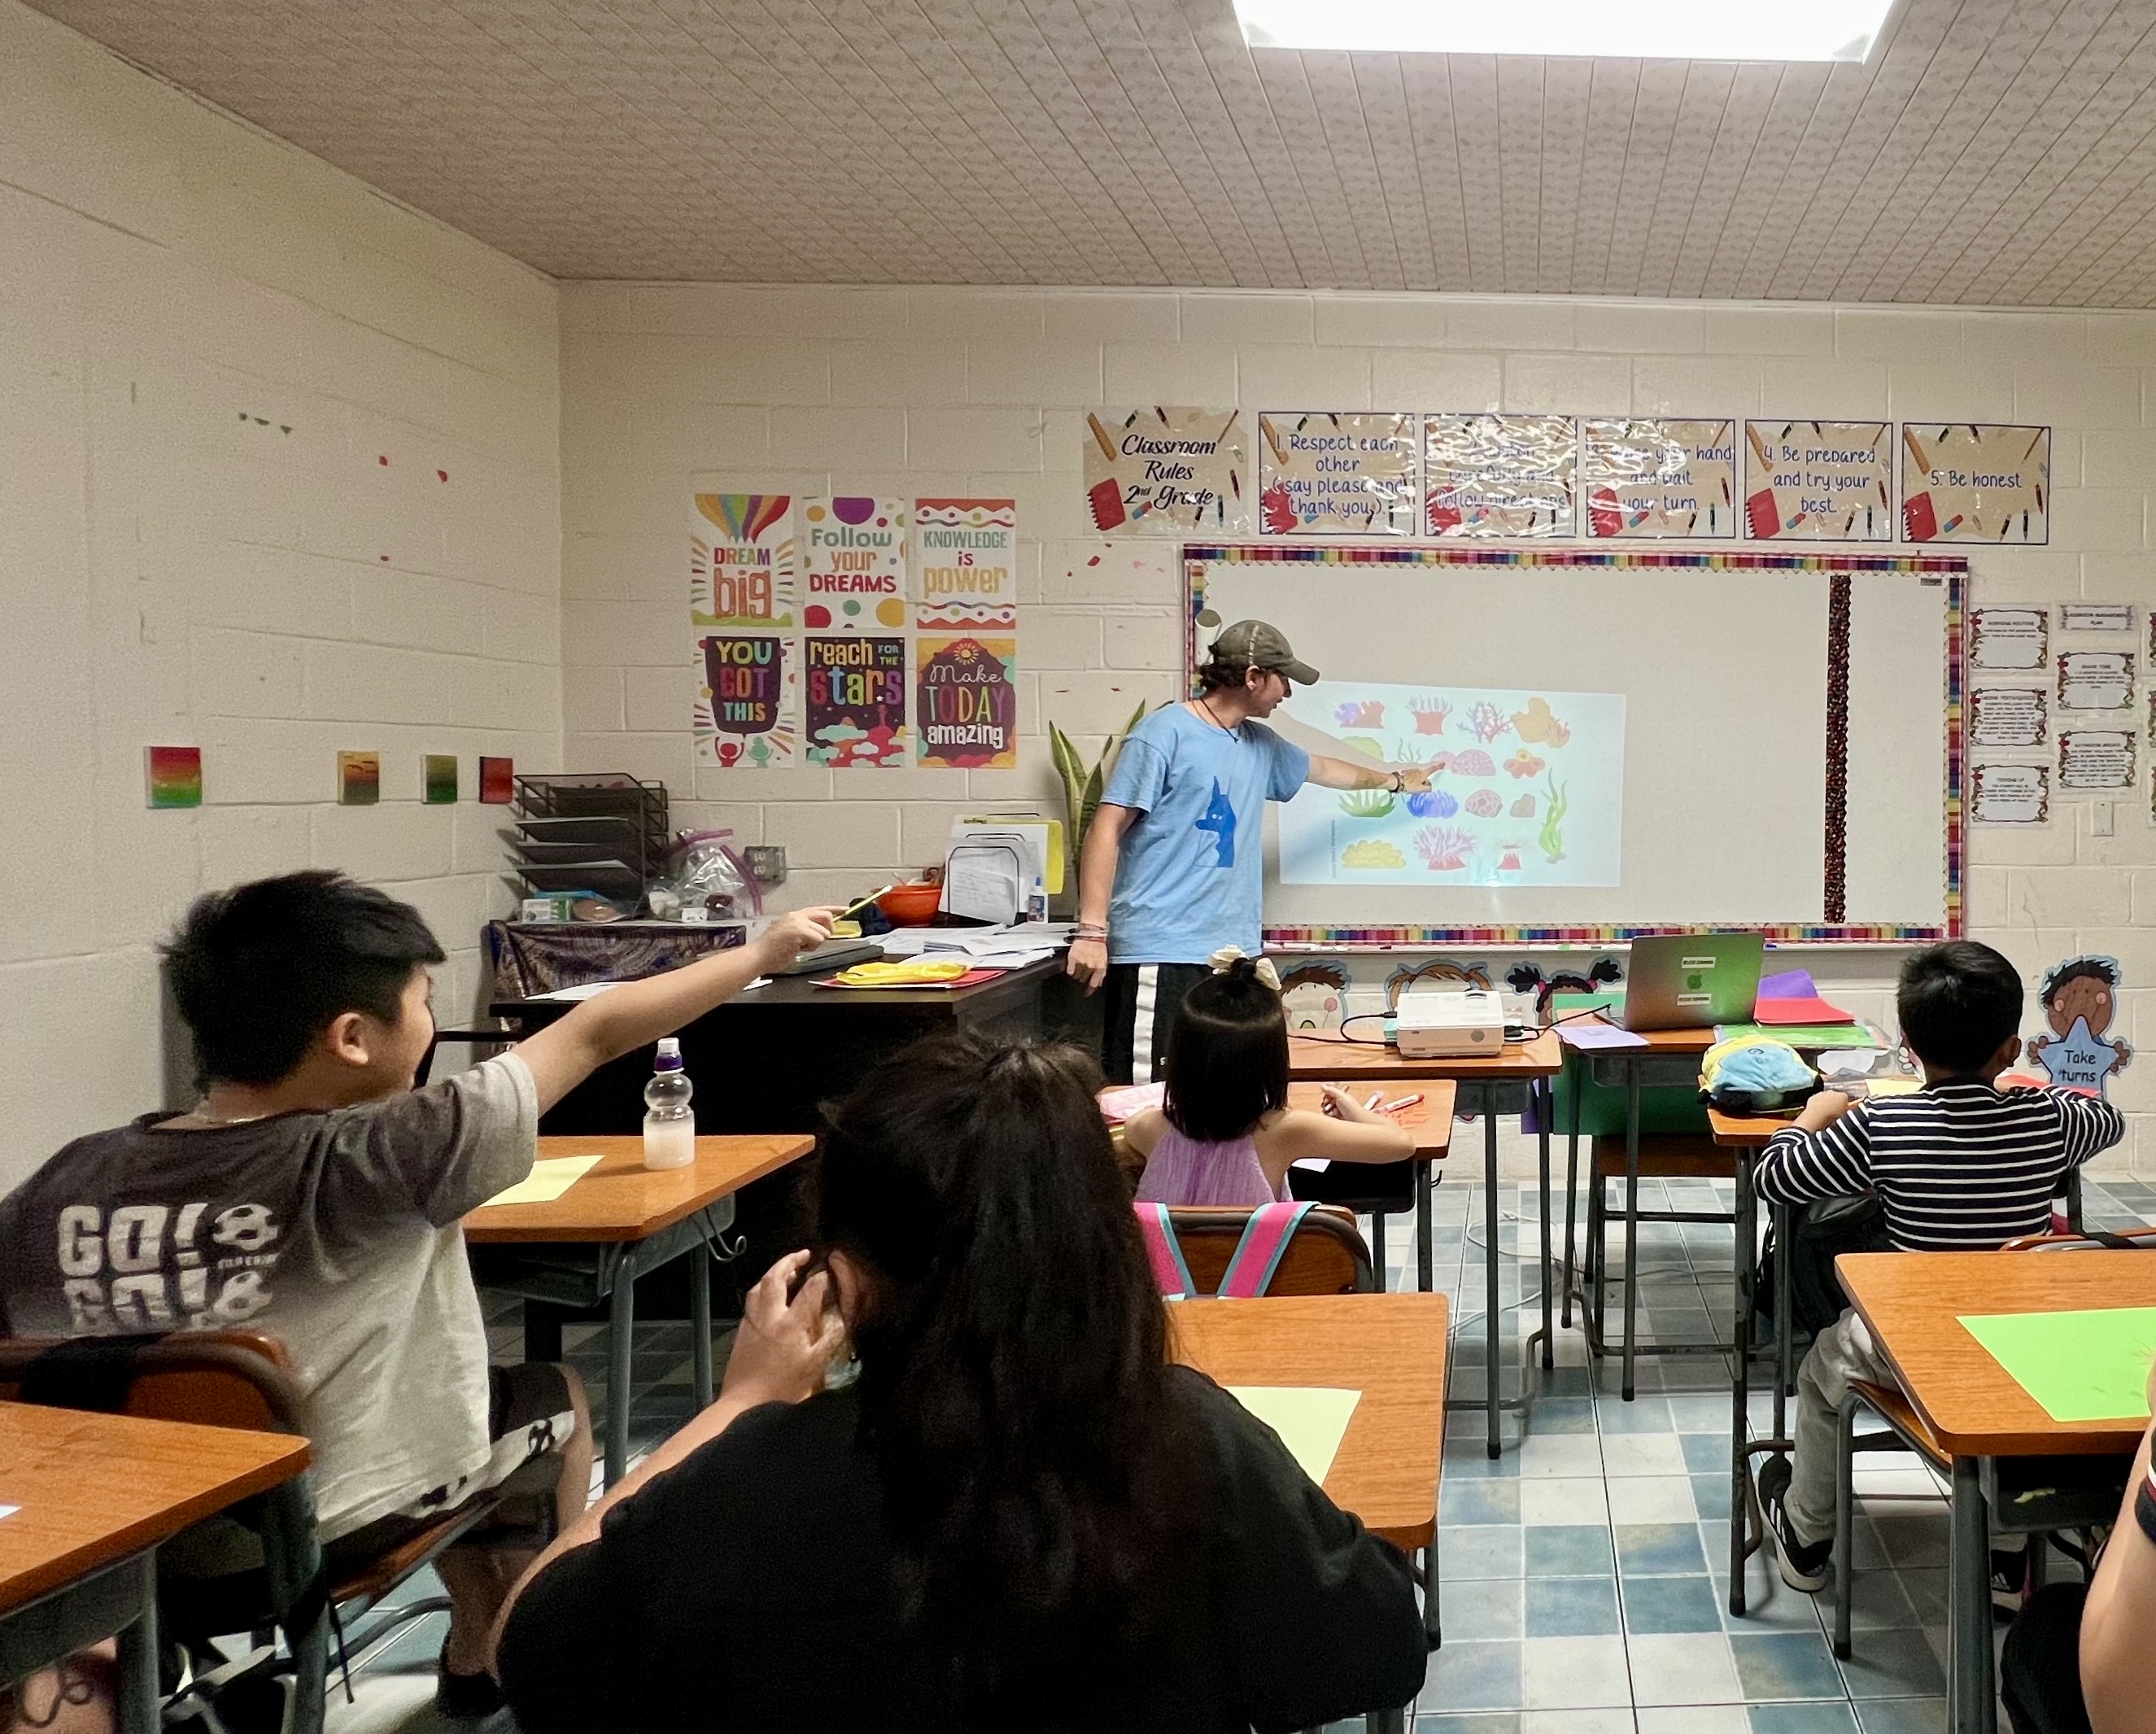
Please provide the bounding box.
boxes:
[1340,837,1407,869]
[1512,697,1572,747]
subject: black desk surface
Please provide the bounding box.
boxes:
[491,954,1065,1021]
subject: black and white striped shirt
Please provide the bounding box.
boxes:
[1756,1083,2125,1251]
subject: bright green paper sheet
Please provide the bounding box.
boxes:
[1713,1023,1884,1049]
[1958,1307,2156,1422]
[1225,1386,1361,1483]
[483,1154,603,1208]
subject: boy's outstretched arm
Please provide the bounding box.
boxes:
[513,908,836,1112]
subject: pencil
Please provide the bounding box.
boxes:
[1747,424,1770,470]
[1086,413,1117,465]
[1261,415,1286,465]
[1904,427,1931,477]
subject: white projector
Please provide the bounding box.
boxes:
[1391,990,1508,1059]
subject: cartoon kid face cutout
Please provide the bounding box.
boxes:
[2049,972,2114,1037]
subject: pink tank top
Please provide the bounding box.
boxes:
[1134,1122,1285,1208]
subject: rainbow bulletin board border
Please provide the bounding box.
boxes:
[1183,544,1968,950]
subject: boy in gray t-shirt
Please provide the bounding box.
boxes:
[0,871,833,1718]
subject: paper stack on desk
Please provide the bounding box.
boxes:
[879,921,1066,970]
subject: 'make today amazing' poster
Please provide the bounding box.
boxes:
[916,634,1018,769]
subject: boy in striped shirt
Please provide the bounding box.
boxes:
[1756,940,2124,1592]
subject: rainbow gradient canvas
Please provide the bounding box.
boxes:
[338,751,381,806]
[423,754,458,804]
[146,746,202,809]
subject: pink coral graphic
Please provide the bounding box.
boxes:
[1449,748,1497,777]
[1413,825,1477,871]
[1465,701,1512,745]
[1464,788,1504,818]
[1504,750,1545,779]
[1335,700,1386,728]
[1410,696,1452,736]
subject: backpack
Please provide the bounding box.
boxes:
[1757,1194,1892,1338]
[1136,1201,1317,1298]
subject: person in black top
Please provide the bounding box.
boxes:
[493,1033,1425,1732]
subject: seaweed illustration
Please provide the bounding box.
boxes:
[1337,788,1396,819]
[1464,701,1512,745]
[1413,824,1477,871]
[1410,696,1452,736]
[1538,774,1569,863]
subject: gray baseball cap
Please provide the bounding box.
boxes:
[1211,618,1320,685]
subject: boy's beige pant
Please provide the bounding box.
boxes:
[1785,1305,1895,1545]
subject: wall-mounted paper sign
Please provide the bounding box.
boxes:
[696,632,797,768]
[1582,418,1736,539]
[2058,650,2132,712]
[914,498,1017,629]
[1901,424,2050,544]
[1970,687,2048,749]
[916,632,1019,769]
[1425,414,1576,538]
[1085,408,1248,534]
[1259,412,1418,535]
[2062,603,2133,634]
[1971,762,2051,825]
[1971,608,2048,670]
[1743,421,1892,541]
[692,494,797,629]
[804,635,907,767]
[802,496,908,631]
[2060,730,2136,792]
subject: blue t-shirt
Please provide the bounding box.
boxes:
[1101,705,1310,964]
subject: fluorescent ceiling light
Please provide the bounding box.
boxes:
[1234,0,1895,61]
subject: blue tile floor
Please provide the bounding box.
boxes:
[323,1171,2156,1732]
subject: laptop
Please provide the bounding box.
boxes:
[1621,933,1765,1032]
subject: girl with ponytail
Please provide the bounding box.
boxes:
[1125,946,1415,1208]
[495,1030,1424,1732]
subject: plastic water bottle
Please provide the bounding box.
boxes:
[642,1037,695,1170]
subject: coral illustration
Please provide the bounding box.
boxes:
[1464,788,1503,818]
[1504,750,1545,779]
[1538,774,1569,863]
[1407,788,1457,819]
[1496,846,1523,872]
[1335,700,1386,728]
[1511,793,1538,819]
[1410,696,1452,736]
[1341,837,1407,869]
[1337,788,1396,819]
[1464,701,1512,745]
[1340,736,1385,762]
[1513,696,1571,747]
[1262,483,1298,536]
[1448,748,1497,777]
[1413,824,1477,871]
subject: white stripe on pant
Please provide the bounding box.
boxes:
[1132,964,1160,1081]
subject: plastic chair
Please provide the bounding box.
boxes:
[1141,1203,1378,1296]
[0,1331,516,1733]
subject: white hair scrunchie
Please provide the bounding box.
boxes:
[1208,946,1281,992]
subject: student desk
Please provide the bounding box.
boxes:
[0,1404,309,1734]
[1286,1081,1456,1278]
[1287,1033,1563,1460]
[465,1133,815,1485]
[1706,1107,1800,1614]
[1171,1291,1447,1732]
[1838,1251,2156,1734]
[490,956,1071,1137]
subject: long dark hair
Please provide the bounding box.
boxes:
[813,1033,1193,1710]
[1162,960,1290,1142]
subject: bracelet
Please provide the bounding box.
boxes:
[1387,770,1404,793]
[1074,924,1109,940]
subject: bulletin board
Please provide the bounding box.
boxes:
[1184,545,1966,947]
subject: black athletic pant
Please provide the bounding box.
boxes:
[1099,962,1209,1085]
[2001,1582,2093,1734]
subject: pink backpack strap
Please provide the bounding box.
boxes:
[1135,1203,1197,1299]
[1216,1202,1316,1298]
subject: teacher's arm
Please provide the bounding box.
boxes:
[1066,803,1136,994]
[1305,755,1437,793]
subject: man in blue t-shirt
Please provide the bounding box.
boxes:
[1068,620,1435,1084]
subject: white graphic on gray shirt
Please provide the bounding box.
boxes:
[55,1201,280,1330]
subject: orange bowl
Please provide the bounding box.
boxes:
[876,883,943,926]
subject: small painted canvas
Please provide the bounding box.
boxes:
[479,756,515,804]
[423,754,459,804]
[146,745,202,809]
[338,751,381,806]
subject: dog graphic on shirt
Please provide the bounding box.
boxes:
[1196,779,1236,867]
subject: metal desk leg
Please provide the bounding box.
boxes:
[1563,1057,1582,1329]
[1949,1456,1997,1734]
[1417,1161,1434,1294]
[1621,1058,1642,1401]
[1485,1107,1503,1458]
[604,1243,642,1487]
[1368,1707,1407,1734]
[1729,1150,1757,1615]
[691,1242,714,1409]
[1774,1203,1793,1426]
[1424,1537,1442,1648]
[1370,1212,1388,1288]
[1538,1079,1555,1370]
[116,1553,159,1734]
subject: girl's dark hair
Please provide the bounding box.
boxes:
[1161,961,1290,1142]
[163,871,445,1086]
[814,1033,1192,1711]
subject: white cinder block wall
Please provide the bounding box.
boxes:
[0,2,561,1186]
[559,283,2156,1172]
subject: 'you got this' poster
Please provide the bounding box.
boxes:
[696,633,797,768]
[916,633,1018,769]
[805,636,906,767]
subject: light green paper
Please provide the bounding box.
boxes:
[1958,1307,2156,1422]
[483,1155,603,1208]
[1713,1023,1883,1049]
[1225,1386,1361,1483]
